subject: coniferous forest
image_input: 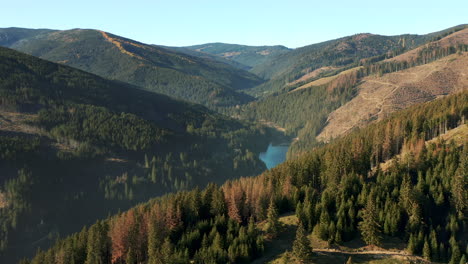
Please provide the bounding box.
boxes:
[0,23,467,264]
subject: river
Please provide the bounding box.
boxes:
[259,143,289,169]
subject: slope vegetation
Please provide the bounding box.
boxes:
[0,28,263,107]
[247,24,467,97]
[235,28,467,156]
[24,90,468,264]
[0,47,277,262]
[317,29,468,141]
[185,42,290,69]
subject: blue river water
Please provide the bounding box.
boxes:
[259,143,289,169]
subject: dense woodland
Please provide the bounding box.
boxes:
[0,25,467,264]
[0,47,280,262]
[24,90,468,264]
[0,28,263,108]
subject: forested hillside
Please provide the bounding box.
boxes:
[184,43,290,69]
[0,47,280,262]
[0,28,263,108]
[246,24,467,97]
[24,90,468,264]
[234,29,468,157]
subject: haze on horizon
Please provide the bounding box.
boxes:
[1,0,467,48]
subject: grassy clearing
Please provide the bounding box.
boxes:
[256,214,429,264]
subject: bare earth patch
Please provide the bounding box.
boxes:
[0,111,39,135]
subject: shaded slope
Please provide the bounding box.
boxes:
[1,28,264,107]
[0,47,277,262]
[25,91,468,264]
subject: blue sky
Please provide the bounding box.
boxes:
[2,0,467,48]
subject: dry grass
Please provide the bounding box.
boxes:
[287,66,339,86]
[317,53,468,142]
[0,192,7,209]
[290,67,362,93]
[255,214,428,264]
[0,111,39,135]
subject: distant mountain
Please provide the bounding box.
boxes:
[0,47,278,262]
[184,42,291,69]
[0,28,54,46]
[161,45,252,71]
[0,28,264,108]
[246,24,468,97]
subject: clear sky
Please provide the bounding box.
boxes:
[2,0,467,48]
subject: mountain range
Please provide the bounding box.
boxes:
[0,24,466,264]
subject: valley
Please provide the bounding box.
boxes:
[0,23,466,264]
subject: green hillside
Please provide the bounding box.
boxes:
[185,43,290,69]
[247,24,467,97]
[161,45,252,71]
[0,28,264,108]
[234,32,468,158]
[24,90,468,264]
[0,47,280,262]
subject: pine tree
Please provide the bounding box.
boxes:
[449,236,461,264]
[423,237,431,260]
[265,198,280,237]
[292,222,312,263]
[459,255,466,264]
[148,219,161,264]
[160,237,174,264]
[358,198,381,246]
[151,163,157,183]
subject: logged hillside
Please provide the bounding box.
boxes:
[246,25,467,97]
[25,91,468,264]
[234,28,468,157]
[318,28,468,141]
[0,47,281,262]
[0,28,263,107]
[184,43,290,69]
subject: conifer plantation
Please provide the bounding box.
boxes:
[0,23,467,264]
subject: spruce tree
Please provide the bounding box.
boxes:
[449,236,461,264]
[423,237,431,260]
[292,222,312,263]
[459,255,466,264]
[265,198,280,237]
[358,198,381,246]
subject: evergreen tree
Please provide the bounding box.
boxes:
[292,222,312,263]
[160,238,174,264]
[449,236,461,264]
[358,198,381,246]
[147,219,161,264]
[423,237,431,261]
[265,199,280,237]
[459,255,466,264]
